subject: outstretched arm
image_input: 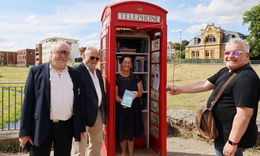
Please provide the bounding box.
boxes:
[167,80,215,95]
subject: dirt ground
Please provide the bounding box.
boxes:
[1,137,259,156]
[167,137,260,156]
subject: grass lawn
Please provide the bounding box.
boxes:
[0,67,29,83]
[0,89,22,129]
[0,62,79,83]
[1,63,260,122]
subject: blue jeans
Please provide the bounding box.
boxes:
[214,140,244,156]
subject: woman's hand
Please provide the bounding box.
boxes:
[122,105,128,109]
[133,91,138,99]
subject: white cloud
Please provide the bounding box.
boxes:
[0,36,5,42]
[26,15,45,26]
[45,33,71,39]
[0,41,30,51]
[166,0,258,43]
[83,33,99,40]
[186,23,207,34]
[177,3,187,8]
[79,33,100,48]
[191,0,256,24]
[168,0,258,25]
[0,0,258,51]
[0,42,16,50]
[0,1,107,51]
[80,40,100,49]
[55,2,106,24]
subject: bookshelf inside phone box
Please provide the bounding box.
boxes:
[100,1,168,156]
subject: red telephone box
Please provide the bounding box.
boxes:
[100,1,167,155]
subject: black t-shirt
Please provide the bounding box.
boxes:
[207,64,260,148]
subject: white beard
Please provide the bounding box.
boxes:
[87,62,96,71]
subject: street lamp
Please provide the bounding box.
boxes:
[179,30,182,52]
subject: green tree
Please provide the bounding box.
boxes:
[243,4,260,58]
[173,42,180,50]
[181,40,189,51]
[174,50,185,59]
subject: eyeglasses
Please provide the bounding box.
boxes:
[89,56,100,61]
[55,50,70,56]
[224,51,247,56]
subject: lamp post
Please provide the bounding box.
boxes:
[179,30,182,52]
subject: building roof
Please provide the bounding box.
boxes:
[220,29,247,43]
[186,26,247,47]
[41,37,78,43]
[187,35,201,46]
[17,49,35,51]
[0,51,17,53]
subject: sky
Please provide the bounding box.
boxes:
[0,0,258,51]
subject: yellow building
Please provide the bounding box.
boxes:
[185,24,246,59]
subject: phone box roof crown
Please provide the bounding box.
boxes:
[101,1,167,29]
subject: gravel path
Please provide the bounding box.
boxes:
[1,137,259,156]
[167,137,259,156]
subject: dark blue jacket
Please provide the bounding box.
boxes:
[19,63,85,147]
[74,63,106,126]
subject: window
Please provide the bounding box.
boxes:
[194,38,201,45]
[206,35,216,43]
[211,50,214,58]
[192,51,195,58]
[206,50,209,58]
[196,51,199,58]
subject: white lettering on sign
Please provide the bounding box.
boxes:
[118,12,160,23]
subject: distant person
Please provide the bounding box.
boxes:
[168,38,260,156]
[78,47,86,61]
[19,41,85,156]
[116,55,144,156]
[73,47,106,156]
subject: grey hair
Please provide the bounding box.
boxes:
[51,41,71,53]
[225,38,250,53]
[84,47,98,55]
[48,41,71,61]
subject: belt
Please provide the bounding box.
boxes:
[51,117,73,123]
[52,119,60,123]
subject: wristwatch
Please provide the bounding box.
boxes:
[228,139,238,146]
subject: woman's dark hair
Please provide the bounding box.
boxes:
[119,55,135,65]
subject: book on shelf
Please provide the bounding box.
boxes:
[144,60,148,72]
[121,90,135,107]
[142,78,147,91]
[119,48,136,53]
[133,56,145,72]
[117,59,121,72]
[116,42,120,52]
[140,40,148,53]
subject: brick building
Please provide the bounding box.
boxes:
[0,51,17,65]
[35,44,42,65]
[17,49,35,67]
